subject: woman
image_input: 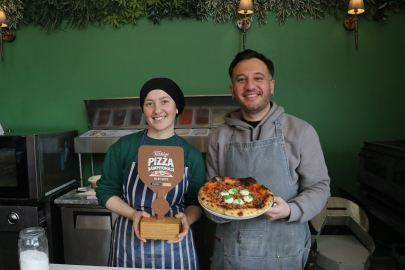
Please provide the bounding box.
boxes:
[96,78,205,269]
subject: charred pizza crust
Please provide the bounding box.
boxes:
[198,176,274,218]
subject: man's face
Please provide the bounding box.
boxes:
[229,58,274,120]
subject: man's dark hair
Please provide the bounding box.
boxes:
[228,49,274,79]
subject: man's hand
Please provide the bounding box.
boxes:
[263,196,291,221]
[131,210,151,242]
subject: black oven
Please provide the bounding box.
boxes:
[0,130,79,269]
[0,130,79,199]
[357,140,405,211]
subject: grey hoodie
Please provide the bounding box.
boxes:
[206,101,331,224]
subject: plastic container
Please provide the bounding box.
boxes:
[175,129,191,136]
[190,129,210,136]
[96,110,112,126]
[178,108,193,125]
[195,108,210,125]
[88,175,101,188]
[112,109,127,126]
[212,108,231,125]
[18,227,50,270]
[130,109,143,125]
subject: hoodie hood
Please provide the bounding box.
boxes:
[224,101,285,131]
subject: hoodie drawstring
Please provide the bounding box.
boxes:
[249,125,262,141]
[257,125,262,141]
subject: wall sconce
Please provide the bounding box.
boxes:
[0,10,17,62]
[237,0,254,51]
[344,0,365,51]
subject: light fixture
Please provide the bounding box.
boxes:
[237,0,254,51]
[344,0,365,51]
[0,10,16,62]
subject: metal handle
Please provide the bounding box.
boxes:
[60,148,65,170]
[359,153,375,159]
[7,212,19,225]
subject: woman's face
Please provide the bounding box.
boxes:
[143,90,178,138]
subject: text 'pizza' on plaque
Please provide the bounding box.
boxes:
[138,145,184,240]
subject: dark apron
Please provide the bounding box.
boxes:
[108,131,199,269]
[211,116,310,270]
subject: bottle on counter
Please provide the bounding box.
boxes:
[18,227,50,270]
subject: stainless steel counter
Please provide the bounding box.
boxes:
[54,189,116,266]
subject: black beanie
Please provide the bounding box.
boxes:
[139,78,185,116]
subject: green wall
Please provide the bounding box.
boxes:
[1,13,404,194]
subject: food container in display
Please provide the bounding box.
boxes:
[129,109,143,125]
[175,129,191,136]
[178,108,194,125]
[212,108,233,125]
[95,109,112,126]
[112,109,127,126]
[190,129,210,136]
[194,108,210,125]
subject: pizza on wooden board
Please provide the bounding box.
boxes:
[198,176,274,218]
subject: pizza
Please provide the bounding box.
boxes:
[151,171,171,176]
[198,176,274,218]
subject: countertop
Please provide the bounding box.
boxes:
[50,264,143,270]
[54,188,100,205]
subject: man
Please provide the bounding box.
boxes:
[205,50,331,269]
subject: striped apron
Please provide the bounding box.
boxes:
[108,131,199,269]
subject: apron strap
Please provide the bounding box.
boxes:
[174,133,187,166]
[135,130,149,163]
[275,116,283,139]
[174,132,183,148]
[228,128,237,145]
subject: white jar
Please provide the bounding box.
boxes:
[18,227,50,270]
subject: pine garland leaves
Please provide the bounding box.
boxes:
[0,0,403,32]
[0,0,24,29]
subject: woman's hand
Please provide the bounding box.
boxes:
[263,196,291,221]
[167,212,189,244]
[131,210,151,243]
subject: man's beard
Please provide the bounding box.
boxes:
[235,91,271,116]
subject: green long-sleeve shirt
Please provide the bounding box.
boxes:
[95,131,205,208]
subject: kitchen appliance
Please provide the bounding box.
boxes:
[357,140,405,213]
[306,197,375,270]
[61,207,117,266]
[338,140,405,269]
[0,130,79,270]
[0,130,78,199]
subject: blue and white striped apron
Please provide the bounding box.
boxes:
[108,131,199,269]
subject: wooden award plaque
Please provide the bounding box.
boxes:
[138,145,184,240]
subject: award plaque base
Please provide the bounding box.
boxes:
[140,217,182,240]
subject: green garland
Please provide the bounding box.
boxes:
[0,0,404,32]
